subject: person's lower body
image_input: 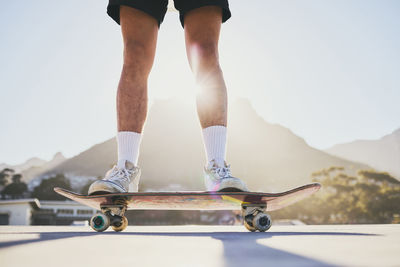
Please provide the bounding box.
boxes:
[88,0,248,195]
[106,0,231,27]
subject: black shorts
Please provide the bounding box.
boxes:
[107,0,231,27]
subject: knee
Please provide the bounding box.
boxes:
[187,41,220,71]
[122,39,153,73]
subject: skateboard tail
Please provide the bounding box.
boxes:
[54,187,99,210]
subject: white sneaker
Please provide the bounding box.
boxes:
[204,160,248,192]
[88,160,141,195]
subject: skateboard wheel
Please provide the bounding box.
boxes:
[90,213,110,232]
[243,215,256,232]
[111,216,128,232]
[253,213,272,232]
[244,221,256,232]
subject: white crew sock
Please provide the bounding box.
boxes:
[202,125,227,167]
[117,131,142,168]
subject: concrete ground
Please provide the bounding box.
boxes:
[0,224,399,267]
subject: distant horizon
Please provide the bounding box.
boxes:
[1,96,399,165]
[1,0,399,164]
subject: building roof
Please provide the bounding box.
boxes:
[0,198,41,209]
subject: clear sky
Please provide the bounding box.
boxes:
[1,0,399,164]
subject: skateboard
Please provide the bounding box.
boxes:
[54,183,321,232]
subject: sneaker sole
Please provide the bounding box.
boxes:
[88,180,127,195]
[210,177,249,192]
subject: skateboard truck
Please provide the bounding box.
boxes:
[90,203,128,232]
[241,203,271,232]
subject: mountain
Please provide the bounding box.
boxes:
[0,157,46,174]
[21,152,67,182]
[1,152,66,182]
[325,128,400,179]
[42,98,369,192]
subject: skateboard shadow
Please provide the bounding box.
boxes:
[0,230,377,266]
[113,231,375,267]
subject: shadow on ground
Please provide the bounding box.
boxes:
[0,230,378,267]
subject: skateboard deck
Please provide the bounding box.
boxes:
[54,183,320,232]
[54,183,320,211]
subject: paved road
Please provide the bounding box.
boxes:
[0,225,399,267]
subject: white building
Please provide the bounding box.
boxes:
[39,200,96,219]
[0,199,97,225]
[0,199,40,225]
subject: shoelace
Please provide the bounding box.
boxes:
[109,166,134,183]
[210,164,232,179]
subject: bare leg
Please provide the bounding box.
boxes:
[184,6,248,191]
[117,6,158,132]
[184,6,227,128]
[88,7,158,194]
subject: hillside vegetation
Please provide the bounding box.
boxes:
[272,167,400,224]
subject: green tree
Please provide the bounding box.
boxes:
[31,174,72,200]
[0,168,14,186]
[2,182,28,199]
[1,173,28,199]
[12,174,22,183]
